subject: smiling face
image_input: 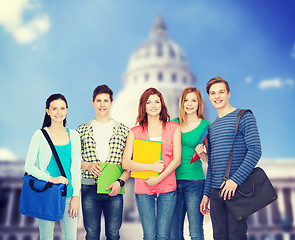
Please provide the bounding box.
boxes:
[146,94,161,117]
[46,99,68,124]
[92,93,112,118]
[183,92,199,115]
[208,82,231,110]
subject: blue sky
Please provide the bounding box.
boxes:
[0,0,294,160]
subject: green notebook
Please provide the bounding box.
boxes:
[97,163,125,194]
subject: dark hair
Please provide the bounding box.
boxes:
[136,88,170,127]
[42,94,68,128]
[92,84,113,102]
[206,77,230,95]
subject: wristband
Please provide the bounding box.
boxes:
[116,179,125,187]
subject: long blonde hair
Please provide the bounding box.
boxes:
[178,87,205,125]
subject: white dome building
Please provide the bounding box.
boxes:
[111,16,195,127]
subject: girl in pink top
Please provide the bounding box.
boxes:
[123,88,181,240]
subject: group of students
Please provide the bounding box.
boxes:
[24,76,261,240]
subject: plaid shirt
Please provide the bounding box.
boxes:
[77,119,129,180]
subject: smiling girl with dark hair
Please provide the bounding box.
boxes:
[25,94,81,240]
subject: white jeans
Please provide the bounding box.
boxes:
[38,197,78,240]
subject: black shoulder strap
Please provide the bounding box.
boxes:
[224,109,252,180]
[41,129,67,178]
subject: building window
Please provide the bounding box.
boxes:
[7,235,17,240]
[156,43,163,57]
[158,72,163,81]
[274,234,283,240]
[145,73,149,81]
[23,236,32,240]
[172,73,177,82]
[168,44,175,58]
[248,235,256,240]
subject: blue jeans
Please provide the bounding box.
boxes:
[136,190,177,240]
[81,184,123,240]
[170,180,205,240]
[38,197,77,240]
[210,188,248,240]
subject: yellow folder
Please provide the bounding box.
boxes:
[131,139,162,179]
[97,163,125,194]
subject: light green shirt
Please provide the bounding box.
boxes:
[172,118,210,180]
[24,127,82,196]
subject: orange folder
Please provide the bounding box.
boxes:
[131,139,162,179]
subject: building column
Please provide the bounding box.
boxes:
[283,232,289,240]
[265,204,273,226]
[4,188,15,227]
[276,188,286,218]
[291,188,295,228]
[19,214,26,227]
[33,216,39,227]
[252,211,259,226]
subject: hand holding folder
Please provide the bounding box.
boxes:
[131,139,162,179]
[190,126,209,164]
[97,163,125,194]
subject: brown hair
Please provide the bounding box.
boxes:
[178,87,205,125]
[206,77,230,95]
[136,88,170,127]
[92,84,113,102]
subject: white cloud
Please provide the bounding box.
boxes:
[259,78,282,89]
[0,148,18,161]
[245,76,253,84]
[258,78,294,90]
[0,0,50,44]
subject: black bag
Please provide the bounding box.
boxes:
[221,109,277,221]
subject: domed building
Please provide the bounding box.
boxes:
[0,16,294,240]
[111,16,195,126]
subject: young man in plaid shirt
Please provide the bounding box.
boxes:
[77,85,129,240]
